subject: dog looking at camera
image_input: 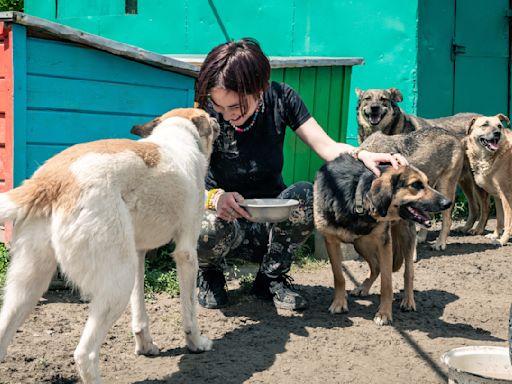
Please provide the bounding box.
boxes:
[464,114,512,246]
[0,108,219,383]
[314,154,451,325]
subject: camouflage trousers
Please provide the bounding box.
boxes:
[197,181,314,278]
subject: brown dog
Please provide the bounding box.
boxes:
[314,154,451,325]
[464,114,512,245]
[356,87,488,236]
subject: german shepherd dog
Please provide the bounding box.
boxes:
[464,114,512,245]
[0,108,218,383]
[360,127,465,250]
[356,87,487,236]
[314,154,451,325]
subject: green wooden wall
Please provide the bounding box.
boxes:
[25,0,420,145]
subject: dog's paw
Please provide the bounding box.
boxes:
[491,238,509,246]
[373,312,392,326]
[328,299,348,314]
[187,334,213,354]
[400,298,416,312]
[350,286,369,297]
[135,342,160,356]
[430,242,446,251]
[485,232,499,240]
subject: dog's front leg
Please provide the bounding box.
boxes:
[487,197,503,240]
[324,235,348,314]
[174,248,213,353]
[130,250,159,355]
[374,236,393,326]
[496,193,511,246]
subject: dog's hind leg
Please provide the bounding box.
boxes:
[351,238,380,297]
[392,221,417,312]
[0,229,56,361]
[130,250,159,356]
[487,197,502,240]
[324,234,348,314]
[173,233,212,353]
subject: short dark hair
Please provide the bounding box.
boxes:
[196,38,271,116]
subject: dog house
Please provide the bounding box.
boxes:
[0,12,199,193]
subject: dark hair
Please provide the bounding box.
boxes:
[196,38,271,116]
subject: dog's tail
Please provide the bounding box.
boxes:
[391,222,416,272]
[0,192,21,223]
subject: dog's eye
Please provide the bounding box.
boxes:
[411,181,424,190]
[380,97,389,102]
[498,124,502,128]
[364,96,371,100]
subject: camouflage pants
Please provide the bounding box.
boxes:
[197,181,314,278]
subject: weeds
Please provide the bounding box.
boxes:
[0,243,8,289]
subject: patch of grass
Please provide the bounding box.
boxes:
[0,243,9,289]
[0,0,23,12]
[292,243,327,271]
[143,244,180,297]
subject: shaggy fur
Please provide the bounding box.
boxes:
[355,87,488,236]
[360,127,465,250]
[464,114,512,245]
[314,154,451,325]
[0,108,219,383]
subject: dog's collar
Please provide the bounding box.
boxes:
[354,177,367,215]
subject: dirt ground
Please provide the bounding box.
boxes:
[0,220,511,384]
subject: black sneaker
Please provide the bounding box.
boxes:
[251,271,308,310]
[197,268,228,309]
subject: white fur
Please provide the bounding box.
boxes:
[0,115,214,383]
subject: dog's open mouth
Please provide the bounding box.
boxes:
[479,133,501,152]
[399,205,432,228]
[365,110,385,126]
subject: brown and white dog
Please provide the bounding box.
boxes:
[0,108,219,383]
[464,114,512,245]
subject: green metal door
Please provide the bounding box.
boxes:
[452,0,510,115]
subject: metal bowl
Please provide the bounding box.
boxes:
[441,346,512,383]
[240,198,299,223]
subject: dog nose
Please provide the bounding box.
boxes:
[370,105,380,112]
[493,131,501,139]
[440,198,452,211]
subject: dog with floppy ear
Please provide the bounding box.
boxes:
[464,113,512,245]
[0,108,219,383]
[314,154,452,325]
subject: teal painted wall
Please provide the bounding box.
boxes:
[26,0,420,145]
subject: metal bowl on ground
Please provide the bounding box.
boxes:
[240,198,299,223]
[441,346,512,383]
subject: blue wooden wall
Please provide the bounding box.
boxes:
[13,26,196,186]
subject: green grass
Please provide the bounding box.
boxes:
[143,244,180,297]
[0,243,8,289]
[0,0,23,12]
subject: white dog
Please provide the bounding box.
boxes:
[0,108,219,383]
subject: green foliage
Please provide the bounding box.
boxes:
[0,0,23,12]
[0,243,9,288]
[143,244,180,297]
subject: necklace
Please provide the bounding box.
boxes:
[231,99,264,133]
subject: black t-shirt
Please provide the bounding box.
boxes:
[205,82,311,198]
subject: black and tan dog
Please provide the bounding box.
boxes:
[360,127,464,250]
[356,87,487,236]
[314,154,451,325]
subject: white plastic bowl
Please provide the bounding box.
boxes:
[441,346,512,383]
[240,198,299,223]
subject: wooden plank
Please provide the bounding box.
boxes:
[295,67,316,182]
[25,144,68,177]
[27,74,189,116]
[12,24,27,188]
[26,110,164,144]
[327,66,344,143]
[26,37,195,90]
[0,12,199,78]
[282,68,301,186]
[340,66,353,143]
[0,24,13,193]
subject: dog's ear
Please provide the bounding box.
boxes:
[355,88,364,99]
[131,117,161,138]
[388,88,403,103]
[466,118,477,135]
[496,113,510,128]
[367,178,393,217]
[191,115,213,138]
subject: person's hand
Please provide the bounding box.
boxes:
[357,150,409,176]
[215,191,252,222]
